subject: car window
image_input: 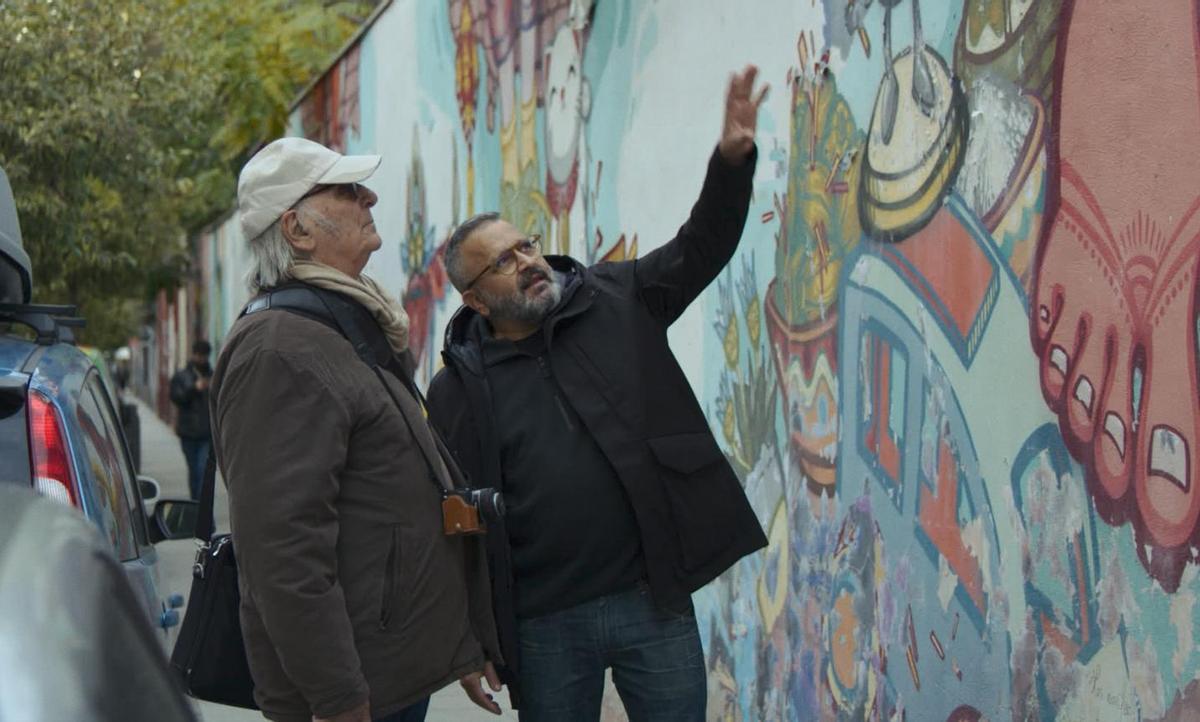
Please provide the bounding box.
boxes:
[75,372,139,560]
[0,380,30,486]
[80,346,121,404]
[84,374,149,547]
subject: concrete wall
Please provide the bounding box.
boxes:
[195,0,1200,718]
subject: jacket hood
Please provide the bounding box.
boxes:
[441,255,587,376]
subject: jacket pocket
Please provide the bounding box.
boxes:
[379,525,406,631]
[647,432,742,572]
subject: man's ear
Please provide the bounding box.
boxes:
[280,209,316,255]
[462,290,491,319]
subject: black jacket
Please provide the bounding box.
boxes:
[169,363,211,440]
[426,147,767,701]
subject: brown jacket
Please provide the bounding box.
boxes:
[210,308,500,722]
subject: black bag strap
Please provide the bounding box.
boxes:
[242,282,451,493]
[241,283,393,370]
[195,450,217,543]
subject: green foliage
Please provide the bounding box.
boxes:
[0,0,375,348]
[195,0,374,164]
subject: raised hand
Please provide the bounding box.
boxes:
[718,64,769,165]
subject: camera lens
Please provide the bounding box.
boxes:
[470,488,505,522]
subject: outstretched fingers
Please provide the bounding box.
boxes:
[753,82,770,109]
[728,65,759,101]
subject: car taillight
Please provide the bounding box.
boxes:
[28,392,78,508]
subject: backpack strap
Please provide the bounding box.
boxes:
[241,282,451,491]
[242,283,392,370]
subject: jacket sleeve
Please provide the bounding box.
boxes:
[632,145,757,325]
[428,367,520,691]
[213,349,369,717]
[426,368,485,487]
[168,369,195,407]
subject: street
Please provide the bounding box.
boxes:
[138,397,520,722]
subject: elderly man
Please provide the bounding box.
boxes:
[210,137,500,722]
[426,66,770,721]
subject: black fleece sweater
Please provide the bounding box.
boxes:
[478,309,646,619]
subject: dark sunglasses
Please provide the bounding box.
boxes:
[464,235,543,291]
[296,182,365,204]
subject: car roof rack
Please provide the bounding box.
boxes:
[0,303,85,345]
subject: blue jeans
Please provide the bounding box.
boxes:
[373,697,430,722]
[179,437,211,501]
[516,584,705,722]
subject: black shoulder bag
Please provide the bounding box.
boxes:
[168,452,258,709]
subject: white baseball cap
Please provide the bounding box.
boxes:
[237,137,381,241]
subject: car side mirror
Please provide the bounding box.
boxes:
[152,500,198,542]
[137,475,159,502]
[137,475,161,519]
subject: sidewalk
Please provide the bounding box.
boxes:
[136,396,519,722]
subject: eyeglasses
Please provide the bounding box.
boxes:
[464,235,543,291]
[296,182,365,205]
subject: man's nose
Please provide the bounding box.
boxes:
[514,249,539,270]
[358,185,379,208]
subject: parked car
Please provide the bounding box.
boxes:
[0,163,197,648]
[0,484,197,722]
[80,344,142,473]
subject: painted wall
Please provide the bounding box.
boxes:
[194,0,1200,718]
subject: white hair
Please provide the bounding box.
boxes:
[245,219,296,294]
[244,203,337,294]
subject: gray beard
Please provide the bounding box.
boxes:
[476,270,563,328]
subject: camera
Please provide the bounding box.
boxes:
[441,487,505,536]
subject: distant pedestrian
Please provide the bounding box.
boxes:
[169,339,212,500]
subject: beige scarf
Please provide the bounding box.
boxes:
[289,260,409,354]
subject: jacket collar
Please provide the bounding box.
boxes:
[442,255,593,375]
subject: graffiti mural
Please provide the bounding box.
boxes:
[191,0,1200,718]
[768,34,862,498]
[298,43,362,153]
[399,127,452,374]
[1031,0,1200,594]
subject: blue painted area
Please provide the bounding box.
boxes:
[838,225,1018,719]
[585,0,647,248]
[416,0,465,125]
[1011,424,1105,721]
[355,28,378,151]
[855,318,909,513]
[911,367,993,638]
[832,0,962,129]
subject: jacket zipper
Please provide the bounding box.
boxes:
[379,526,400,630]
[536,356,576,431]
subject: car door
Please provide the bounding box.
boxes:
[75,369,178,640]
